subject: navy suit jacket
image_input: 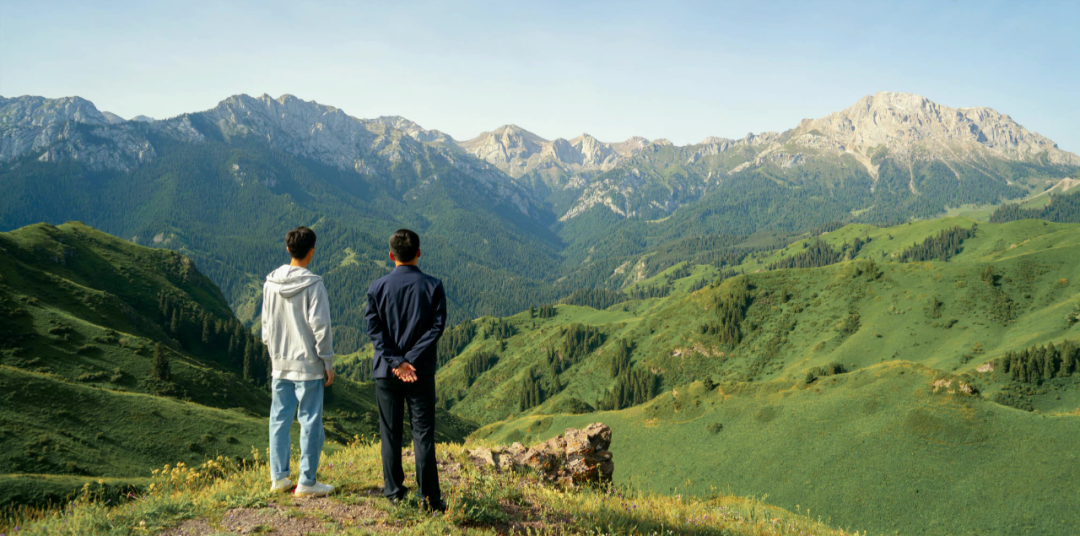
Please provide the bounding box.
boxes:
[365,265,447,379]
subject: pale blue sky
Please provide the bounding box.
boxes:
[2,0,1077,151]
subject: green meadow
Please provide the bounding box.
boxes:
[3,216,1079,534]
[404,217,1080,535]
[0,223,473,510]
[478,364,1080,535]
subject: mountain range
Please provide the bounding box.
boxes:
[1,91,1077,353]
[4,91,1077,212]
[2,90,1080,535]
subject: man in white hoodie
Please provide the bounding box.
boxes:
[262,226,336,498]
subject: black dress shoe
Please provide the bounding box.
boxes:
[388,494,408,506]
[425,498,447,513]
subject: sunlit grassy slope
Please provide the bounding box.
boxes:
[478,364,1080,535]
[0,222,473,509]
[434,219,1080,423]
[422,218,1080,536]
[5,439,854,536]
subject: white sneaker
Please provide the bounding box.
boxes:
[294,481,334,497]
[270,477,292,493]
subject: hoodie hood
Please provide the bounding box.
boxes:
[266,265,322,298]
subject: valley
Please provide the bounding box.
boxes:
[2,92,1077,355]
[2,91,1079,535]
[393,216,1080,535]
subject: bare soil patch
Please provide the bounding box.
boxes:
[161,496,388,535]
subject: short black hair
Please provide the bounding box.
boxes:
[286,227,317,259]
[389,229,420,262]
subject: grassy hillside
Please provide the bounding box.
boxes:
[478,363,1080,535]
[0,222,473,509]
[406,217,1080,535]
[0,134,567,353]
[426,219,1080,423]
[7,104,1074,356]
[4,439,854,536]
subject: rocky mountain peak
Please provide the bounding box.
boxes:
[460,127,653,176]
[0,95,158,169]
[700,136,735,145]
[489,124,548,148]
[101,111,126,124]
[0,95,108,129]
[794,91,1078,165]
[372,116,455,145]
[611,136,650,156]
[457,125,549,175]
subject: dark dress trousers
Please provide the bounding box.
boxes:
[365,265,446,504]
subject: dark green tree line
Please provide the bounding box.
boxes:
[436,321,477,368]
[597,368,659,410]
[701,276,753,345]
[990,189,1080,224]
[996,340,1077,384]
[463,351,498,386]
[562,288,627,310]
[896,225,977,263]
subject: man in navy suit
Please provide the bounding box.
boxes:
[365,229,447,511]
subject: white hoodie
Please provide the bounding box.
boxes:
[261,265,334,381]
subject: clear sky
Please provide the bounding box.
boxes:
[2,0,1077,151]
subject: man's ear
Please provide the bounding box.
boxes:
[415,249,421,259]
[389,251,396,262]
[306,247,315,262]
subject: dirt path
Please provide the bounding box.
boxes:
[162,494,391,535]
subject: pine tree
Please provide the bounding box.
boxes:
[262,345,273,383]
[151,343,171,382]
[518,371,544,411]
[201,314,212,344]
[1045,343,1058,379]
[243,340,254,381]
[229,325,245,367]
[610,340,632,378]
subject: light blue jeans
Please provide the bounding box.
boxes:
[269,378,325,487]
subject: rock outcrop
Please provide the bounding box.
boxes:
[468,423,614,487]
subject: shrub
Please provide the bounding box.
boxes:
[839,313,861,336]
[76,371,109,382]
[805,362,847,384]
[151,343,171,382]
[707,422,724,434]
[48,325,73,337]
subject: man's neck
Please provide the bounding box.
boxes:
[393,261,419,268]
[290,259,311,269]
